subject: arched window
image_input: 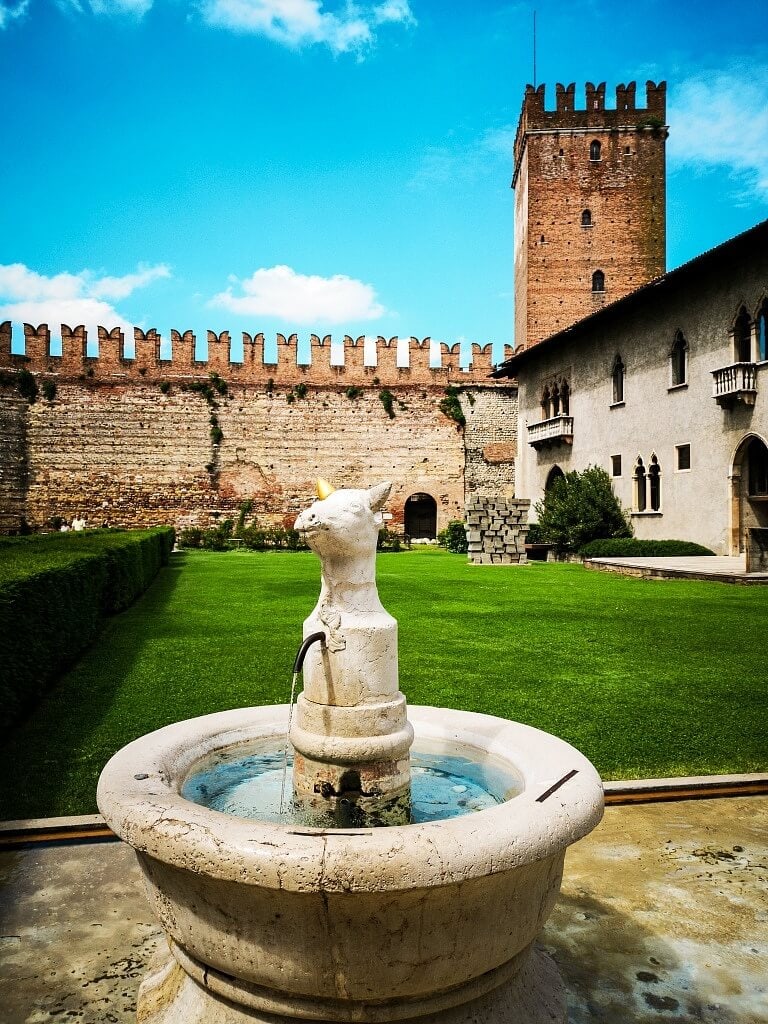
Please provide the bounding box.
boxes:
[634,458,646,512]
[757,300,767,362]
[541,386,551,420]
[545,466,565,493]
[592,270,605,293]
[648,455,661,512]
[734,306,752,362]
[551,383,561,417]
[612,355,625,404]
[670,331,688,387]
[404,493,437,540]
[581,209,592,227]
[560,380,570,415]
[747,438,768,496]
[589,140,601,161]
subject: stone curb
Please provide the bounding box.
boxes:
[1,774,767,845]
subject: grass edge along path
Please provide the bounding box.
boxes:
[1,548,766,819]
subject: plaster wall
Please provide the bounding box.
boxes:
[515,244,768,554]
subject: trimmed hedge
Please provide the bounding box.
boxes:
[580,538,715,558]
[0,528,174,734]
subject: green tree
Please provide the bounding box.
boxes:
[534,465,631,552]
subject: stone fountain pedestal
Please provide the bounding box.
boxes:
[98,704,603,1024]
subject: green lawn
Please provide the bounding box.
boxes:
[1,549,766,819]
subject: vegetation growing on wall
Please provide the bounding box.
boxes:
[438,386,465,428]
[16,368,38,403]
[41,380,57,402]
[379,388,395,418]
[534,465,632,552]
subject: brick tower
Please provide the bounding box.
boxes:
[512,81,667,348]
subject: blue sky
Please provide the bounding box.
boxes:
[1,0,767,365]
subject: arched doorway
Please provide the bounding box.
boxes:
[404,493,437,539]
[545,466,565,493]
[730,435,768,553]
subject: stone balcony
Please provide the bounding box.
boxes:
[712,362,757,407]
[527,414,574,448]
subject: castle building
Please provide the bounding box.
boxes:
[513,81,667,348]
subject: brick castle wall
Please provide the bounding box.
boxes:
[513,81,667,348]
[0,323,517,532]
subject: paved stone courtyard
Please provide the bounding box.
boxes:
[1,796,766,1024]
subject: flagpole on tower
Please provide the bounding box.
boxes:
[533,10,537,88]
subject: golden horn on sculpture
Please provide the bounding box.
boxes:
[316,478,336,500]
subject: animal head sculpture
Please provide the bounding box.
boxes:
[295,480,392,561]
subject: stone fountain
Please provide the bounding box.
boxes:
[97,479,604,1024]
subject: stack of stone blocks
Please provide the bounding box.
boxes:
[465,497,530,564]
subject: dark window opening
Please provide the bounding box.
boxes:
[404,493,437,540]
[581,209,592,227]
[670,331,687,386]
[747,438,768,496]
[551,383,561,417]
[676,444,691,471]
[734,306,752,362]
[545,466,565,493]
[560,380,570,415]
[634,458,646,512]
[757,300,767,362]
[541,386,551,420]
[649,456,661,512]
[611,454,622,477]
[612,355,625,404]
[592,270,605,293]
[589,140,601,161]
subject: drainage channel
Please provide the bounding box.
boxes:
[2,774,767,850]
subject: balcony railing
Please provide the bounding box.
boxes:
[527,415,574,448]
[711,362,757,406]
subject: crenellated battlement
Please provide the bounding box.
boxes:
[513,80,667,183]
[0,323,512,387]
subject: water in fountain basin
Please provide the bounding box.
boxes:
[181,736,523,826]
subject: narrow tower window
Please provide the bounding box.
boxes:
[589,140,601,161]
[670,331,688,386]
[592,270,605,293]
[581,209,592,227]
[612,355,625,404]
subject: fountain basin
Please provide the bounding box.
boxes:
[97,704,603,1023]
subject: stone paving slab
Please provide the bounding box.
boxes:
[1,797,766,1023]
[585,555,768,584]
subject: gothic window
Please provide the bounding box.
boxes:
[757,300,767,362]
[545,466,565,493]
[670,331,688,386]
[734,306,752,362]
[581,209,592,227]
[634,458,646,512]
[560,380,570,415]
[551,383,561,417]
[589,140,601,161]
[592,270,605,293]
[541,386,551,420]
[648,455,661,511]
[747,438,768,496]
[612,355,625,404]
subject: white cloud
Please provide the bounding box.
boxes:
[668,67,768,199]
[200,0,414,56]
[210,265,386,324]
[0,262,170,333]
[0,0,30,29]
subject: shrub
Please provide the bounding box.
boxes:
[178,527,204,548]
[534,465,632,552]
[42,380,57,402]
[235,500,253,537]
[346,386,363,400]
[0,528,174,734]
[377,528,402,551]
[437,520,468,554]
[159,381,171,395]
[294,382,308,399]
[580,538,715,558]
[525,522,544,544]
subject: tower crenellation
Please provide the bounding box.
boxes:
[513,80,667,348]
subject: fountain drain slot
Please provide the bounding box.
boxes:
[536,769,579,803]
